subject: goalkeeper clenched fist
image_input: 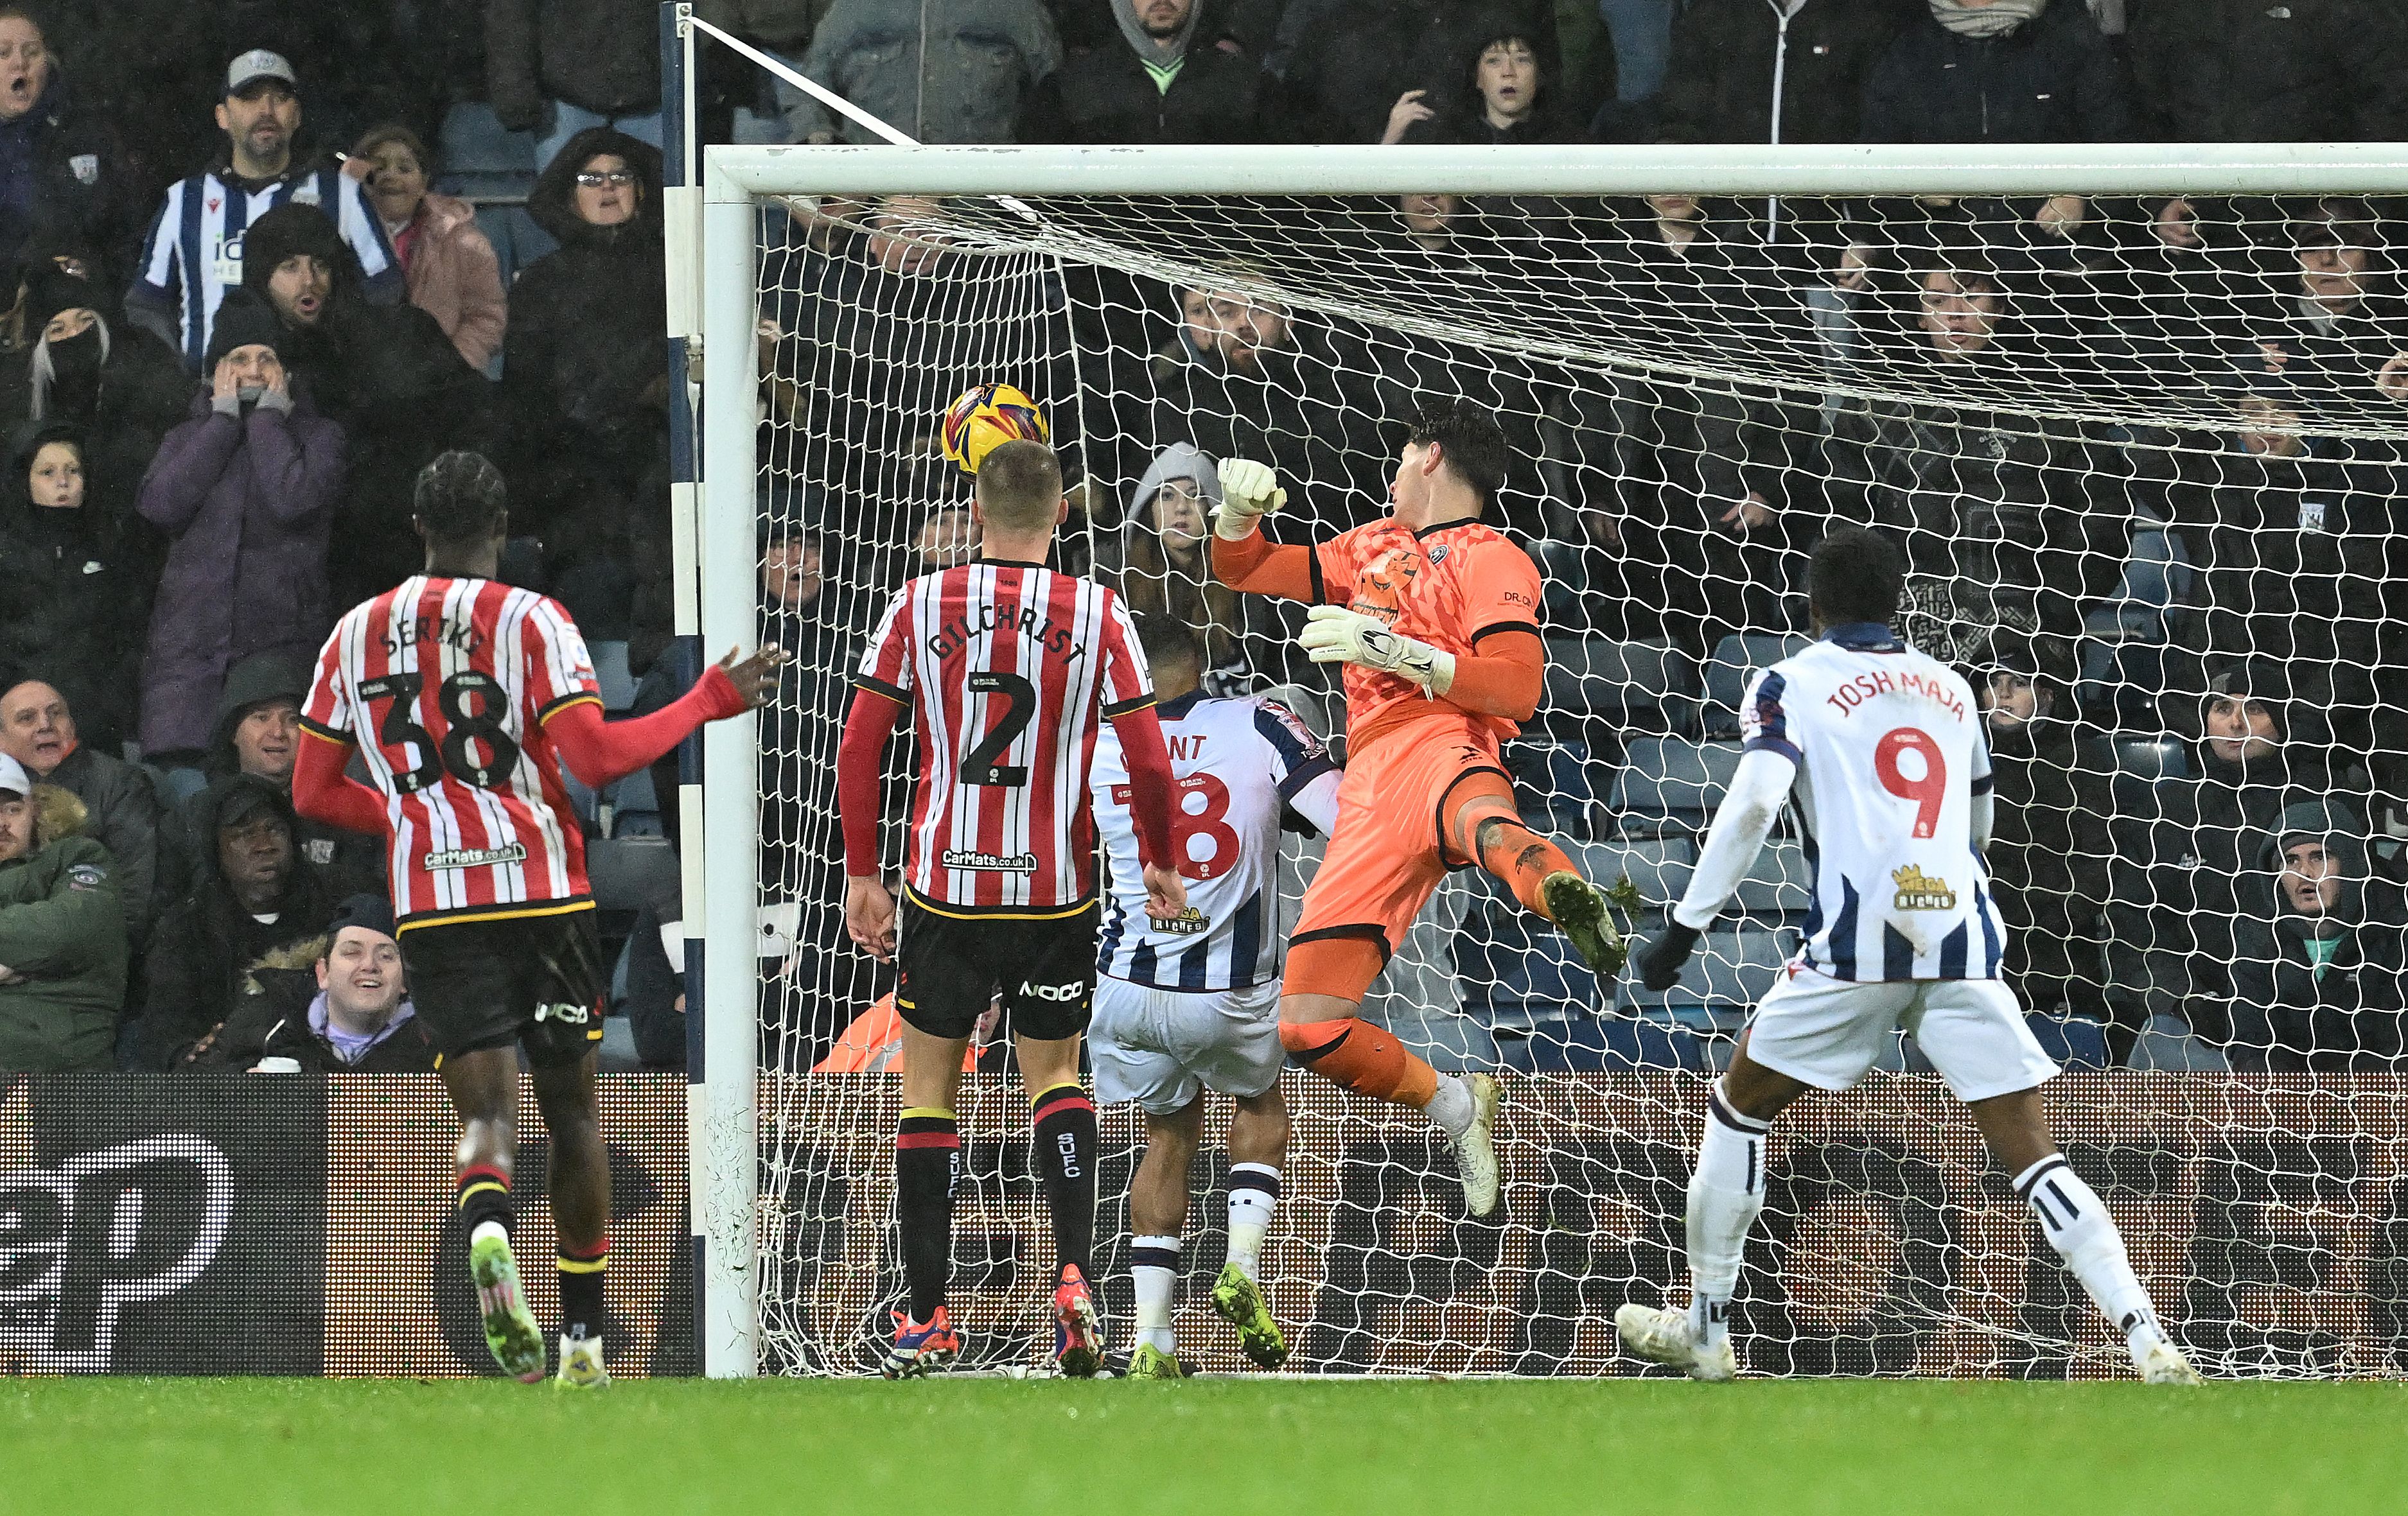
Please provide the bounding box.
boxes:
[1214,457,1287,540]
[1298,605,1455,695]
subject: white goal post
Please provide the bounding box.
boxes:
[674,137,2408,1381]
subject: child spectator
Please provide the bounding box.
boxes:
[352,123,507,370]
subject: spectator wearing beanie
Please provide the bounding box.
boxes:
[351,123,506,371]
[0,425,146,753]
[2228,797,2408,1071]
[136,771,335,1069]
[6,256,193,520]
[192,891,435,1072]
[501,127,664,608]
[238,200,491,608]
[134,288,344,769]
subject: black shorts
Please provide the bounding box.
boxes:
[401,909,610,1067]
[895,894,1099,1042]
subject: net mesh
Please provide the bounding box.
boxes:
[744,184,2408,1378]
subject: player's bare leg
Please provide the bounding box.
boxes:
[1127,1096,1204,1379]
[441,1045,547,1383]
[886,1025,974,1378]
[1967,1088,2200,1384]
[1212,1087,1290,1368]
[1445,776,1628,978]
[1279,982,1500,1217]
[1018,1032,1105,1377]
[531,1052,611,1388]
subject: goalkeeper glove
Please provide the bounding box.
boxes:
[1298,605,1455,695]
[1214,457,1287,541]
[1634,919,1701,992]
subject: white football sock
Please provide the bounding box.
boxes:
[1687,1080,1769,1350]
[1130,1234,1180,1355]
[470,1219,509,1249]
[2014,1155,2163,1355]
[1426,1073,1475,1139]
[1226,1163,1280,1282]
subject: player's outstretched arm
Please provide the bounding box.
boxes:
[292,730,389,836]
[1209,457,1318,602]
[837,687,905,961]
[1635,749,1797,991]
[547,645,784,789]
[1108,703,1190,921]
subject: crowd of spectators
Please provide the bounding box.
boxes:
[0,0,2404,1077]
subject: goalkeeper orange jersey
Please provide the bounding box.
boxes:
[1312,516,1544,754]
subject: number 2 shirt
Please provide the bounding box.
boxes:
[854,559,1154,914]
[1089,692,1342,991]
[302,575,602,927]
[1741,622,2007,981]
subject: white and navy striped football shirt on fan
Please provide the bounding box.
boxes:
[855,560,1154,914]
[1091,693,1342,992]
[129,165,400,371]
[1741,623,2007,981]
[301,576,602,927]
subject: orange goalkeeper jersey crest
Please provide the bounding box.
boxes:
[1313,516,1544,754]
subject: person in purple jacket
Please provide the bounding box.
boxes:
[135,288,344,771]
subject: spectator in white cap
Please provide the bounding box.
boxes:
[0,748,129,1072]
[123,48,401,374]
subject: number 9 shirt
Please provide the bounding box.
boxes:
[1739,622,2008,982]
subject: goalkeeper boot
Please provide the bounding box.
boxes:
[1209,1260,1288,1370]
[1542,871,1628,979]
[1053,1263,1105,1378]
[1615,1303,1738,1382]
[555,1332,608,1390]
[468,1226,548,1384]
[1127,1343,1186,1380]
[1450,1072,1503,1219]
[2134,1335,2204,1386]
[881,1307,960,1380]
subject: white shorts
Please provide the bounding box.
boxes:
[1744,966,2059,1104]
[1089,977,1285,1116]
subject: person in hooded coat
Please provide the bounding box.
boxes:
[0,423,144,750]
[2228,797,2408,1070]
[134,288,345,766]
[1051,0,1262,144]
[238,200,493,609]
[134,771,336,1069]
[500,126,665,621]
[1093,442,1251,690]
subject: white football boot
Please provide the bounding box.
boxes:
[1615,1303,1739,1381]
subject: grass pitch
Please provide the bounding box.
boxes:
[4,1377,2400,1515]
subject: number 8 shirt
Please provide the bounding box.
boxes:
[301,575,603,925]
[1739,622,2008,981]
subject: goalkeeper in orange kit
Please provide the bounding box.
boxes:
[1212,399,1624,1217]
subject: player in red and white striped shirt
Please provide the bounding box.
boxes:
[838,440,1186,1377]
[294,451,781,1388]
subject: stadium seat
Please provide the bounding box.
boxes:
[590,640,638,712]
[1617,928,1789,1025]
[2127,1014,2232,1072]
[586,835,679,960]
[1700,632,1811,735]
[1539,637,1698,738]
[1564,836,1695,910]
[1457,922,1601,1018]
[1607,737,1745,837]
[1495,1014,1712,1072]
[2025,1014,2112,1071]
[1728,836,1812,919]
[1503,738,1612,841]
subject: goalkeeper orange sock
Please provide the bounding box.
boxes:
[1279,1017,1439,1110]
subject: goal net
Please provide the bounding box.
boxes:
[689,141,2408,1379]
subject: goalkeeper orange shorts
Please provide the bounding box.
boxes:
[1290,711,1512,969]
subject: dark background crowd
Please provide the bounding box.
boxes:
[0,0,2405,1080]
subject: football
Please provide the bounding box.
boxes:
[939,382,1050,474]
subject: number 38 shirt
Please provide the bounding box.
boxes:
[1741,622,2007,981]
[854,560,1154,912]
[301,575,603,925]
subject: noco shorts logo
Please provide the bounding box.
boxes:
[1019,981,1084,1003]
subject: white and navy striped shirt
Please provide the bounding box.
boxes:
[1091,693,1340,991]
[1743,624,2008,981]
[128,164,401,372]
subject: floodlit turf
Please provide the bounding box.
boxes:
[4,1377,2402,1514]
